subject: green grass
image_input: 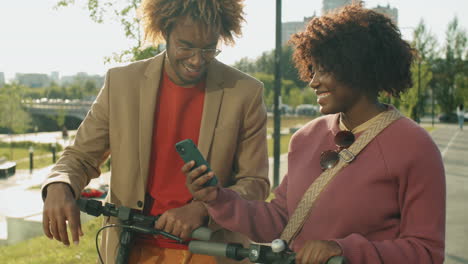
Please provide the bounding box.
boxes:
[16,153,62,170]
[0,217,102,264]
[0,147,58,170]
[423,126,436,133]
[266,115,313,134]
[267,134,292,157]
[266,115,313,157]
[0,147,48,161]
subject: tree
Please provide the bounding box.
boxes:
[400,63,433,120]
[252,72,313,109]
[253,46,307,88]
[0,84,32,134]
[432,16,467,114]
[56,0,160,62]
[410,19,438,121]
[232,57,257,74]
[0,83,32,159]
[233,46,307,88]
[454,64,468,105]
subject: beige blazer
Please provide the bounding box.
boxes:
[43,51,270,263]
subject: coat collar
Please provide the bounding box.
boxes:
[198,59,224,158]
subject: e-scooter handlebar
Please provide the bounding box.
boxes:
[77,198,212,241]
[188,240,347,264]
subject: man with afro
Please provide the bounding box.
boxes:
[41,1,269,263]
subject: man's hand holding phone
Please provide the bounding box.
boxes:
[183,161,219,203]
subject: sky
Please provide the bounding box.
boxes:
[1,0,467,82]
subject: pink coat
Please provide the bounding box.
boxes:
[207,112,445,263]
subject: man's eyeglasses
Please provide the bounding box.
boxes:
[176,47,221,61]
[320,130,355,170]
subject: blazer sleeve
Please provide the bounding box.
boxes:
[226,81,270,201]
[41,70,112,200]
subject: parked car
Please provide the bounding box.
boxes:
[279,104,294,115]
[295,104,318,116]
[438,112,458,123]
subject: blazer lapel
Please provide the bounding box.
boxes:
[139,52,165,189]
[198,60,224,159]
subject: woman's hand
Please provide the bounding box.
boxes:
[183,161,219,202]
[295,240,343,264]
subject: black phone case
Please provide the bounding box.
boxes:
[175,139,219,187]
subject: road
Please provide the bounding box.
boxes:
[431,125,468,264]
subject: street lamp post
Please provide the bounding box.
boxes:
[29,146,34,174]
[417,58,422,124]
[273,0,282,188]
[432,86,435,127]
[52,142,56,163]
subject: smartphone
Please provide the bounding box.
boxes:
[175,139,219,187]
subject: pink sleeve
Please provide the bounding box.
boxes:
[334,139,445,263]
[206,174,290,243]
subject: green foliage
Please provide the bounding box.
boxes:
[0,141,63,161]
[252,73,314,109]
[232,57,257,73]
[432,16,467,114]
[397,19,437,122]
[455,71,468,105]
[413,19,439,61]
[267,134,292,157]
[55,0,160,63]
[104,46,161,64]
[0,141,63,152]
[0,83,32,134]
[0,217,102,264]
[51,108,68,128]
[400,62,433,120]
[233,45,307,88]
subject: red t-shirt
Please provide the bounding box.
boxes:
[143,71,205,249]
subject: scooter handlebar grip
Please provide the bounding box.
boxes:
[327,256,347,264]
[188,241,228,257]
[191,227,213,241]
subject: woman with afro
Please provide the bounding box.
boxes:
[186,3,445,264]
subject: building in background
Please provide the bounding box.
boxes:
[0,72,5,88]
[372,4,398,25]
[50,71,60,84]
[284,1,399,45]
[15,73,51,88]
[60,72,105,92]
[281,16,314,45]
[322,0,352,14]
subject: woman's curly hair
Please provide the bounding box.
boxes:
[139,0,245,45]
[290,3,415,98]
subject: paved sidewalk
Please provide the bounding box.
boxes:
[0,165,109,244]
[431,125,468,264]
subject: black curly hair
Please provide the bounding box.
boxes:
[290,2,415,98]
